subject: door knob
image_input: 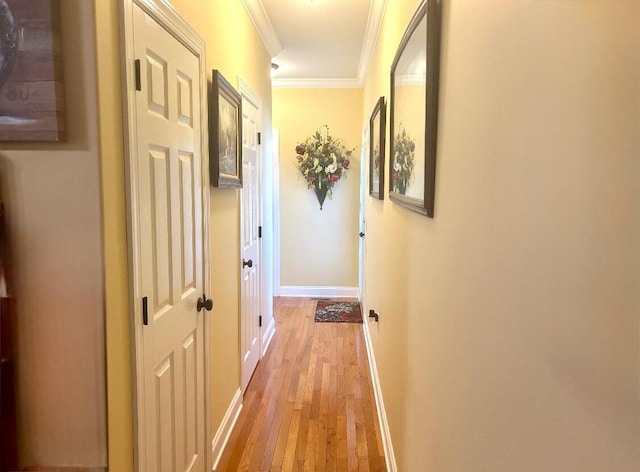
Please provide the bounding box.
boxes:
[242,259,253,268]
[197,294,213,312]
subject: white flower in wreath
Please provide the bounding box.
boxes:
[326,162,338,173]
[394,160,401,172]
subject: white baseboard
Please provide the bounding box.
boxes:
[262,316,276,357]
[211,388,243,471]
[276,285,359,298]
[362,318,397,472]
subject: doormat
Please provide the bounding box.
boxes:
[314,300,363,323]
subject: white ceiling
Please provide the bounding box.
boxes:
[242,0,386,88]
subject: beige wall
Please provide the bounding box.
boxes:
[0,0,107,468]
[363,0,640,470]
[273,88,362,288]
[97,1,273,471]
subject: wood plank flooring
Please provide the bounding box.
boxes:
[215,297,386,471]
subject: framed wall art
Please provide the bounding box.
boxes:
[389,0,442,217]
[0,0,66,141]
[369,96,386,200]
[209,69,242,188]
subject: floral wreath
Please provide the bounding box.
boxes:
[295,125,354,199]
[392,126,415,194]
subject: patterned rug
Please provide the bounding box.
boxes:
[314,300,363,323]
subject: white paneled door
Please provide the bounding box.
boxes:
[240,84,262,393]
[132,4,206,471]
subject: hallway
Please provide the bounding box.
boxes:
[216,297,386,471]
[0,1,634,470]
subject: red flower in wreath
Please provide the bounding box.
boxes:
[294,125,355,201]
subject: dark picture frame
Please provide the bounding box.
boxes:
[389,0,442,217]
[210,69,242,188]
[369,96,386,200]
[0,0,66,141]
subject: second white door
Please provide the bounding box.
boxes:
[240,83,262,392]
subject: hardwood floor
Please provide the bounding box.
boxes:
[215,297,386,471]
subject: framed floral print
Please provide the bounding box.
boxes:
[389,0,442,217]
[369,96,386,200]
[210,69,242,188]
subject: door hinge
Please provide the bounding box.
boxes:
[142,296,148,325]
[257,132,261,145]
[259,315,262,327]
[134,59,142,91]
[258,225,262,238]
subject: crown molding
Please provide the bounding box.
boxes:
[241,0,282,57]
[253,0,386,88]
[272,0,387,89]
[272,77,362,89]
[356,0,387,86]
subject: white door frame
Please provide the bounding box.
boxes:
[120,1,212,470]
[359,125,369,303]
[272,129,281,297]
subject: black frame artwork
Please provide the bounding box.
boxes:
[369,96,386,200]
[210,69,242,188]
[389,0,442,217]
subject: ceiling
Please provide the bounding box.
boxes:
[242,0,386,88]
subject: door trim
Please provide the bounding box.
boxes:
[272,129,281,296]
[120,1,212,470]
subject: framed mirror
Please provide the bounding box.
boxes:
[369,96,386,200]
[389,0,442,217]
